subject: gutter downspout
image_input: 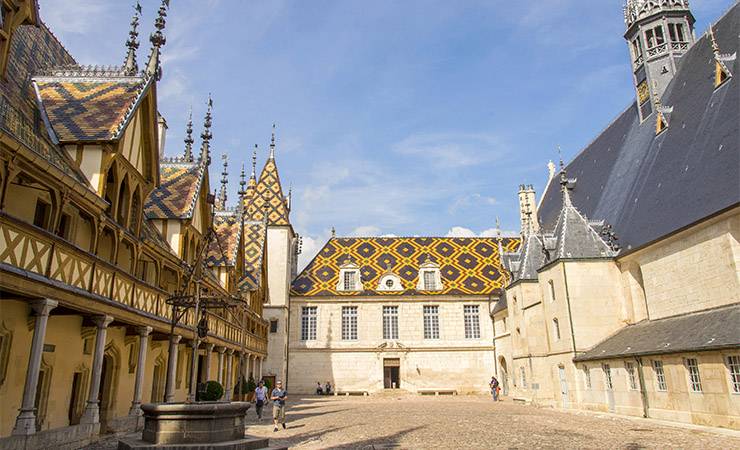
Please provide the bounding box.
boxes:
[635,356,650,418]
[489,294,498,379]
[562,263,578,358]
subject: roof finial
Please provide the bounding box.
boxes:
[218,152,228,208]
[269,123,275,160]
[495,217,502,240]
[124,2,142,75]
[200,94,213,166]
[252,144,257,178]
[652,80,661,107]
[184,106,194,161]
[331,226,336,239]
[238,161,246,197]
[709,23,720,58]
[558,145,567,189]
[145,0,169,80]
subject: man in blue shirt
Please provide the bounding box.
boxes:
[270,380,287,432]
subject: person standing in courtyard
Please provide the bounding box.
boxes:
[271,380,287,431]
[490,376,500,401]
[254,380,268,421]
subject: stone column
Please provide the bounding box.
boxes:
[258,356,263,380]
[216,347,225,384]
[12,299,58,436]
[80,315,114,424]
[203,343,214,382]
[224,349,234,401]
[129,326,152,415]
[250,354,257,378]
[165,334,182,402]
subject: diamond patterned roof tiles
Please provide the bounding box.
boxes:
[35,79,147,142]
[144,162,204,219]
[291,237,520,297]
[245,157,290,225]
[238,221,267,291]
[204,213,241,267]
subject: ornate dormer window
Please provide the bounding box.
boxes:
[377,264,403,292]
[336,258,362,292]
[416,257,443,291]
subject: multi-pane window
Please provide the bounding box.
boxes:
[464,305,480,339]
[269,320,278,333]
[727,355,740,394]
[603,364,613,390]
[668,23,686,42]
[583,365,592,390]
[625,362,638,390]
[423,271,436,290]
[423,305,440,339]
[653,360,667,391]
[341,306,358,340]
[301,307,317,341]
[632,36,643,60]
[344,271,357,290]
[645,25,665,48]
[382,306,399,340]
[685,358,702,393]
[552,318,561,341]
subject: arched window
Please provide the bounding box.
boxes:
[117,175,130,226]
[129,186,141,234]
[553,318,561,341]
[103,164,117,217]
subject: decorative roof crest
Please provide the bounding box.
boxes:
[623,0,691,29]
[199,94,213,166]
[269,123,275,159]
[218,152,228,208]
[184,106,194,161]
[238,162,247,197]
[145,0,169,80]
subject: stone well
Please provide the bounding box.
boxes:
[139,402,250,445]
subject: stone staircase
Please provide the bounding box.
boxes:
[118,435,287,450]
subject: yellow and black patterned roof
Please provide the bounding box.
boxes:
[204,213,241,267]
[238,221,267,291]
[144,162,204,219]
[35,78,147,142]
[291,236,520,297]
[245,157,290,226]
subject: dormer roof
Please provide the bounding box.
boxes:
[204,211,241,267]
[144,159,204,219]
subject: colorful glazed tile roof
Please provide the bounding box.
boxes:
[244,157,290,225]
[238,221,267,291]
[144,162,204,219]
[204,213,241,267]
[291,237,521,297]
[0,23,93,189]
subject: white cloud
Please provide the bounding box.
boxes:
[40,0,109,34]
[445,226,477,237]
[392,132,507,170]
[445,226,519,238]
[349,225,380,237]
[447,193,501,215]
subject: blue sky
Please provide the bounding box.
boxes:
[40,0,730,268]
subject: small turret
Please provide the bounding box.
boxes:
[623,0,695,121]
[518,184,538,237]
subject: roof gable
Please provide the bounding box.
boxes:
[144,161,204,219]
[245,157,289,225]
[238,221,267,291]
[204,212,241,267]
[291,236,520,297]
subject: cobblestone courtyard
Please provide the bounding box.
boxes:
[85,395,740,450]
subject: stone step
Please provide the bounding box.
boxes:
[118,435,274,449]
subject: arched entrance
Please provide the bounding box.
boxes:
[98,344,120,423]
[499,357,508,396]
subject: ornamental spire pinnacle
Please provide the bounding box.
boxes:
[183,107,194,161]
[145,0,169,80]
[251,144,257,179]
[269,123,275,160]
[124,2,142,75]
[218,152,228,208]
[238,162,246,197]
[200,94,213,166]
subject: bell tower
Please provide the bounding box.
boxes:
[623,0,695,120]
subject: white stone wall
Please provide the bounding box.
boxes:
[287,295,497,394]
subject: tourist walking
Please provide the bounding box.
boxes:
[490,376,500,401]
[271,380,287,431]
[254,380,268,420]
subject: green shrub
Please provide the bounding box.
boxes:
[262,378,272,391]
[200,381,224,401]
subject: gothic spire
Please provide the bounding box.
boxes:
[183,107,194,161]
[124,2,142,75]
[145,0,169,80]
[269,123,275,160]
[200,95,213,166]
[251,144,257,179]
[218,153,228,208]
[238,162,246,197]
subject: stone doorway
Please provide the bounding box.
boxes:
[383,358,400,389]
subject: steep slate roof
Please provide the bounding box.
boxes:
[204,211,241,267]
[245,156,290,226]
[574,303,740,361]
[0,22,92,188]
[238,221,267,291]
[34,75,150,142]
[144,161,204,219]
[291,237,520,297]
[537,5,740,253]
[502,233,546,282]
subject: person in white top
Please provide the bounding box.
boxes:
[254,380,268,421]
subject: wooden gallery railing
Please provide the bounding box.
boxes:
[0,211,267,354]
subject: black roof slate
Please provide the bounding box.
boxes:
[574,303,740,361]
[537,5,740,253]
